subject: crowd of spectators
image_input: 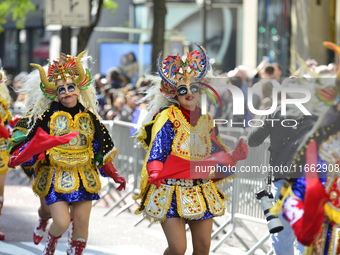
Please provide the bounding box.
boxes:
[3,55,337,132]
[209,57,338,128]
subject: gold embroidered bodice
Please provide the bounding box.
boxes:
[48,111,95,168]
[168,106,213,161]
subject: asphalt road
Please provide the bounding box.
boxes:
[0,168,271,255]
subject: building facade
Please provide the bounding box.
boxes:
[0,0,339,79]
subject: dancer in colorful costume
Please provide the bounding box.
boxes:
[7,52,126,255]
[0,68,19,240]
[133,44,248,255]
[272,41,340,254]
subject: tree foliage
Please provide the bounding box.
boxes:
[102,0,118,13]
[0,0,36,33]
[0,0,118,54]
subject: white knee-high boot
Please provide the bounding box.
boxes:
[33,217,50,244]
[67,238,86,255]
[42,232,61,255]
[66,218,74,252]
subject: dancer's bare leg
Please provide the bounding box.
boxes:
[161,218,187,255]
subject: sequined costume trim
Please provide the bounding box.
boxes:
[135,105,219,201]
[103,148,118,166]
[166,178,209,186]
[135,108,170,200]
[10,102,116,203]
[168,105,213,161]
[33,165,54,197]
[0,148,9,174]
[307,222,340,255]
[201,181,226,216]
[30,110,105,196]
[0,98,11,124]
[144,184,174,221]
[324,173,340,225]
[33,161,102,197]
[12,126,28,134]
[0,98,11,174]
[136,119,154,151]
[176,185,206,219]
[138,180,227,223]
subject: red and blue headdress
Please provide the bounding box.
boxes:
[156,43,222,104]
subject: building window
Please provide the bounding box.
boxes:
[257,0,291,76]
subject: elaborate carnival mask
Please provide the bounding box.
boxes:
[30,51,92,99]
[156,43,221,104]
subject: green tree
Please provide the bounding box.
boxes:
[0,0,36,33]
[0,0,118,54]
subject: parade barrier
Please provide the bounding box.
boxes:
[211,135,272,254]
[99,120,274,254]
[98,120,145,217]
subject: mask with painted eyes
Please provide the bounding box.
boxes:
[30,51,92,99]
[157,43,208,99]
[177,84,200,96]
[57,84,76,95]
[156,43,222,105]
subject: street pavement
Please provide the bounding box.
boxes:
[0,168,271,255]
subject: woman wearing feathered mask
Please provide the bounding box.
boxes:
[133,44,248,255]
[7,52,126,255]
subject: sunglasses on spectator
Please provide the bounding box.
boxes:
[58,84,76,95]
[177,84,200,96]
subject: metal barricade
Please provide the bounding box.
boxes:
[97,120,145,217]
[99,120,274,254]
[212,135,273,254]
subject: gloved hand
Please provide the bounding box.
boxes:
[230,138,248,162]
[9,115,22,128]
[102,161,126,191]
[205,138,248,167]
[147,160,165,188]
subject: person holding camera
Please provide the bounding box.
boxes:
[133,44,248,255]
[248,105,309,255]
[274,41,340,254]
